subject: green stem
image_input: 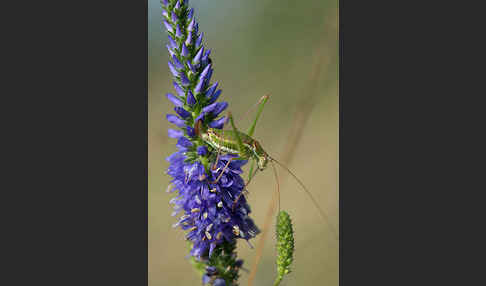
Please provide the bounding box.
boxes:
[273,276,283,286]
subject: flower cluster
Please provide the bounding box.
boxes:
[161,0,259,266]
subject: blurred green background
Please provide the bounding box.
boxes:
[149,0,338,285]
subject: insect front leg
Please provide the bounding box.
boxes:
[212,145,222,171]
[211,157,234,184]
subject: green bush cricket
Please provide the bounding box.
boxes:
[195,95,338,239]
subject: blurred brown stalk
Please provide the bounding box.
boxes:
[247,14,337,286]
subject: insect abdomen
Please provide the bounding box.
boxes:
[203,129,253,159]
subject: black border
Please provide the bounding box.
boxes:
[11,1,149,284]
[7,0,481,284]
[338,0,483,284]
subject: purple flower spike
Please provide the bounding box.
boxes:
[168,129,184,139]
[168,61,179,78]
[166,114,186,128]
[187,8,194,21]
[171,11,177,23]
[166,93,183,107]
[174,107,191,119]
[186,126,195,137]
[162,0,259,277]
[181,43,189,57]
[234,260,244,268]
[195,32,203,48]
[186,60,195,73]
[204,68,213,85]
[168,35,177,50]
[193,47,204,65]
[173,81,185,97]
[202,275,210,285]
[187,91,196,106]
[208,89,222,104]
[199,64,212,83]
[176,24,183,39]
[205,82,218,98]
[194,64,211,94]
[172,55,184,70]
[197,146,208,156]
[202,102,218,114]
[187,18,196,32]
[195,113,205,124]
[163,20,173,33]
[177,136,193,150]
[208,116,226,129]
[214,278,226,286]
[206,266,218,276]
[201,101,227,117]
[202,49,211,62]
[194,78,205,94]
[166,44,175,58]
[180,73,190,87]
[185,31,192,47]
[213,102,228,116]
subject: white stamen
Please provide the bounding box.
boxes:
[203,212,208,219]
[166,184,173,193]
[205,231,212,240]
[191,208,200,213]
[217,201,223,208]
[232,225,240,236]
[206,223,213,232]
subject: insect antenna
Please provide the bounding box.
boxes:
[268,156,338,240]
[270,160,281,213]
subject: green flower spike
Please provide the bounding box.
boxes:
[274,211,295,286]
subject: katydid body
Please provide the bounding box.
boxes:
[201,128,269,171]
[194,95,338,239]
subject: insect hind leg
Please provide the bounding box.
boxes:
[232,163,259,211]
[246,94,269,137]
